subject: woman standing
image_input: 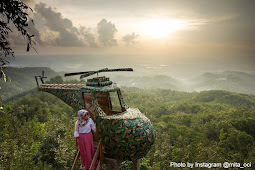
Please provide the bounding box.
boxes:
[74,109,97,170]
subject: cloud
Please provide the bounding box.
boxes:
[80,26,98,47]
[122,32,139,46]
[9,32,26,47]
[22,0,35,5]
[35,3,84,47]
[97,19,118,46]
[5,15,41,48]
[27,20,42,45]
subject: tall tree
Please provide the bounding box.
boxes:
[0,0,35,82]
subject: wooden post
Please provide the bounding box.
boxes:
[89,139,102,170]
[71,149,80,170]
[96,160,101,170]
[132,159,140,170]
[100,141,104,165]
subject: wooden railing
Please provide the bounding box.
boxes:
[89,139,103,170]
[71,139,103,170]
[71,149,80,170]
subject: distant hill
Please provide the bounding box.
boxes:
[112,75,181,90]
[188,71,255,94]
[1,67,255,101]
[0,67,59,100]
[0,67,181,100]
[113,71,255,94]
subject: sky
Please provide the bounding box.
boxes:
[4,0,255,74]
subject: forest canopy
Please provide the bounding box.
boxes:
[1,85,255,169]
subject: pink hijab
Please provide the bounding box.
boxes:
[77,109,89,127]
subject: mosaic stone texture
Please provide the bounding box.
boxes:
[96,108,156,160]
[38,84,83,111]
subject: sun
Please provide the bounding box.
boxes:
[139,19,184,38]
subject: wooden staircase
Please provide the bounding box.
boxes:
[71,137,140,170]
[71,138,103,170]
[71,103,140,170]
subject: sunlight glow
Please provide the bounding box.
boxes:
[139,19,185,38]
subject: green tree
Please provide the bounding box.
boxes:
[47,76,64,84]
[0,0,35,82]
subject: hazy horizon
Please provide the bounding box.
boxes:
[6,54,255,80]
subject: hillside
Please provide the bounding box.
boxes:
[1,87,255,169]
[1,67,255,103]
[1,67,182,100]
[112,75,181,90]
[188,71,255,94]
[0,67,59,100]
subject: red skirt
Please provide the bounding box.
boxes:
[78,132,97,169]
